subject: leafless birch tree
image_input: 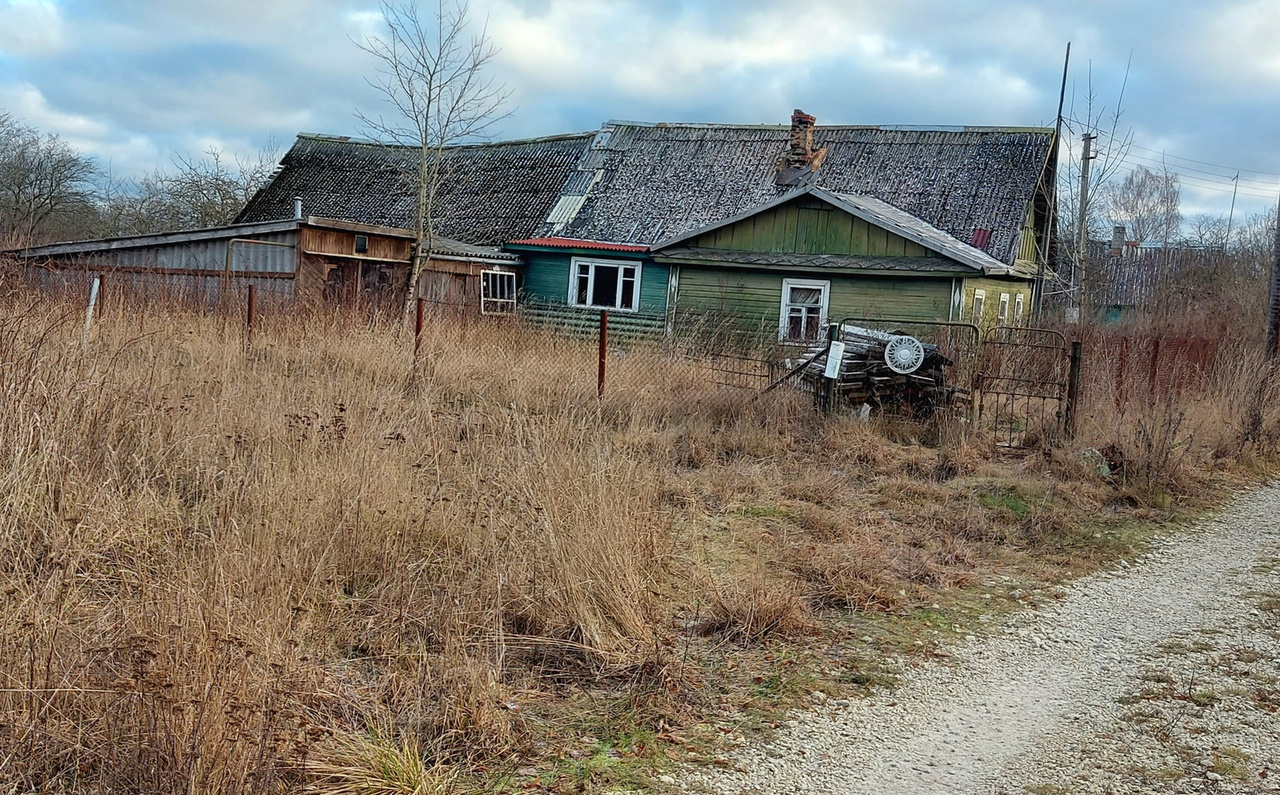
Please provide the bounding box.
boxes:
[355,0,510,322]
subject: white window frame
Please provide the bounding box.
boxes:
[778,278,831,342]
[480,269,516,315]
[971,289,985,323]
[567,256,642,312]
[997,292,1010,324]
[1014,293,1025,325]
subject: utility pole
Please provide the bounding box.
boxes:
[1034,41,1070,323]
[1267,187,1280,358]
[1225,172,1239,251]
[1070,133,1097,324]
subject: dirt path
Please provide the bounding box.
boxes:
[688,485,1280,794]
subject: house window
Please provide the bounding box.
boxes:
[569,257,641,311]
[1014,293,1025,325]
[998,292,1010,324]
[971,289,985,323]
[779,278,830,342]
[481,270,516,315]
[355,235,368,254]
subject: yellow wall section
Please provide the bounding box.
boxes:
[961,277,1033,328]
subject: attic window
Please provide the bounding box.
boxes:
[355,235,368,254]
[971,228,992,249]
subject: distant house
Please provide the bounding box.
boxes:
[230,111,1057,333]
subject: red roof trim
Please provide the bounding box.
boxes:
[507,236,649,253]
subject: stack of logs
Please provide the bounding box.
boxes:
[801,324,964,417]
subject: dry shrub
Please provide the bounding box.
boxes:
[0,294,697,791]
[702,568,817,642]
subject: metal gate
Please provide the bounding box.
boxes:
[975,327,1073,447]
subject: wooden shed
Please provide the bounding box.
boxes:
[10,217,519,316]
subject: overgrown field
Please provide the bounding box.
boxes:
[3,289,1280,793]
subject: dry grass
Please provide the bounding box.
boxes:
[4,283,1280,792]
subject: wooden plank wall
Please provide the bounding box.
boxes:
[693,198,937,258]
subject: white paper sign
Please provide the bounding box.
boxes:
[824,340,846,379]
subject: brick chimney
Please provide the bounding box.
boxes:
[776,109,828,188]
[1110,225,1126,256]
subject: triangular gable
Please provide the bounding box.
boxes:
[651,186,1014,276]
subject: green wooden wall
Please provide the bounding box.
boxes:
[692,197,940,258]
[675,266,953,335]
[961,276,1034,328]
[517,251,669,336]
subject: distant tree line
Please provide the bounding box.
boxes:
[0,110,278,248]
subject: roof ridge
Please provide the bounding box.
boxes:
[293,130,597,149]
[601,120,1054,134]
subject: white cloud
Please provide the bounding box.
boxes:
[0,81,107,137]
[0,0,65,56]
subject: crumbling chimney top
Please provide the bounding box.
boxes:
[776,109,828,189]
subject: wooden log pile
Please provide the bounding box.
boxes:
[801,324,965,417]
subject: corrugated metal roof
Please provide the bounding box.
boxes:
[236,133,594,246]
[507,237,649,252]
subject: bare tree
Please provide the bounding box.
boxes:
[1052,58,1135,303]
[1181,213,1229,250]
[0,112,100,245]
[355,0,510,321]
[100,142,279,236]
[1103,165,1181,247]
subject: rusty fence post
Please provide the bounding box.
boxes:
[597,310,609,398]
[1065,339,1083,437]
[414,297,426,362]
[245,284,257,346]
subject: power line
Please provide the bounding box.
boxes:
[1081,131,1280,181]
[1105,161,1277,199]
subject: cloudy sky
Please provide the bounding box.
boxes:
[2,0,1279,220]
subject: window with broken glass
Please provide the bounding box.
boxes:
[779,279,829,342]
[481,270,516,315]
[569,258,640,311]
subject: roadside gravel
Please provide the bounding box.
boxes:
[685,484,1280,795]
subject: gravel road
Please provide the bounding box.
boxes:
[686,485,1280,794]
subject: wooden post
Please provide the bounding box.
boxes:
[1065,339,1083,437]
[1149,337,1162,396]
[81,274,101,348]
[246,284,257,346]
[1269,188,1280,358]
[821,323,841,414]
[597,310,609,398]
[414,297,426,362]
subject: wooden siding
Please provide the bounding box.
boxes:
[691,197,937,258]
[519,252,669,313]
[960,276,1034,328]
[675,266,953,336]
[1016,205,1038,267]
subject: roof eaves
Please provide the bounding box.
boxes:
[11,219,301,257]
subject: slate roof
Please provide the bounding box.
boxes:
[235,132,594,246]
[654,248,974,274]
[546,122,1054,266]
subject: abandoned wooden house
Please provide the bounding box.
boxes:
[12,214,516,312]
[499,112,1054,341]
[20,110,1056,328]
